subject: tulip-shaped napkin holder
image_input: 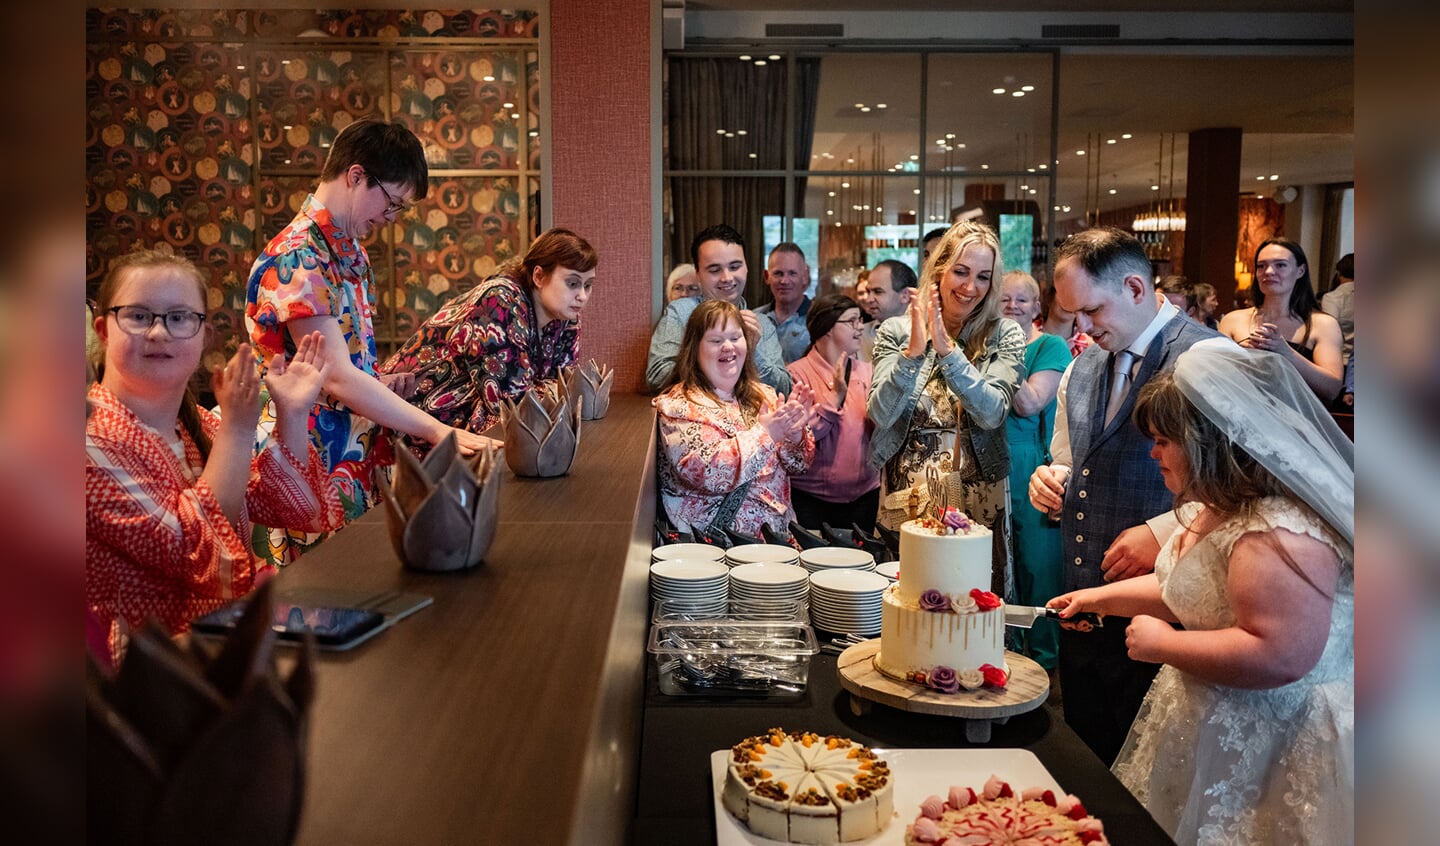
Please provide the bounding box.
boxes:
[501,376,582,477]
[87,580,312,846]
[374,432,503,572]
[572,358,614,420]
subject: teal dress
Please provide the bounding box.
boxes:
[1005,331,1072,670]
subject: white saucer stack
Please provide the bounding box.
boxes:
[728,561,810,607]
[807,569,889,636]
[874,560,900,582]
[798,546,875,573]
[652,543,726,564]
[649,558,729,615]
[725,543,800,568]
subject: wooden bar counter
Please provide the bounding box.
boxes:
[277,394,656,846]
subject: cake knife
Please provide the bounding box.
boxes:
[1003,604,1103,630]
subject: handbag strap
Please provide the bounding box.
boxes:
[709,479,755,532]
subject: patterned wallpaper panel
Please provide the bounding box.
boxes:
[86,8,541,365]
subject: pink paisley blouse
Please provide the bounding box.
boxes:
[653,385,815,535]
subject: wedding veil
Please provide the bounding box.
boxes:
[1172,338,1355,547]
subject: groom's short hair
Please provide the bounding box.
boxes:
[1056,228,1153,291]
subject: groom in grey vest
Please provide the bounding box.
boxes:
[1028,228,1217,765]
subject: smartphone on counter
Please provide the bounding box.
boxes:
[192,601,387,651]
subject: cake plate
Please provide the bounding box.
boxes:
[836,639,1049,743]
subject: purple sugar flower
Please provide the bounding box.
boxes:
[919,589,950,612]
[926,665,959,694]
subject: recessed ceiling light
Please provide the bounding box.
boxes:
[945,133,956,140]
[236,64,246,71]
[835,221,842,227]
[877,103,887,109]
[846,158,854,163]
[1038,163,1047,169]
[1028,189,1037,195]
[980,164,989,170]
[754,60,766,66]
[827,209,834,215]
[957,143,966,149]
[1256,176,1267,181]
[1062,205,1071,212]
[841,182,851,188]
[768,54,781,61]
[1021,85,1035,92]
[913,188,922,194]
[1151,185,1160,190]
[736,130,747,135]
[828,191,836,197]
[992,88,1006,94]
[483,75,495,82]
[1106,138,1117,144]
[909,209,916,215]
[749,153,757,158]
[511,113,520,119]
[909,154,918,160]
[739,55,752,61]
[860,107,871,112]
[1027,168,1036,173]
[1269,174,1279,180]
[1011,91,1025,97]
[1121,133,1132,139]
[1108,188,1117,195]
[503,102,514,109]
[1076,150,1086,156]
[725,132,735,138]
[1020,185,1030,191]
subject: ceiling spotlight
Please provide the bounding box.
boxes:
[1106,138,1117,144]
[1021,85,1035,92]
[1108,188,1117,195]
[835,221,842,227]
[1038,163,1047,169]
[1062,205,1071,212]
[1269,174,1279,180]
[739,55,752,61]
[945,133,956,139]
[749,153,757,158]
[860,107,871,112]
[236,64,246,71]
[909,154,919,160]
[716,129,726,135]
[1011,91,1025,97]
[1076,150,1086,156]
[1121,133,1132,139]
[768,54,781,61]
[483,75,495,82]
[511,113,520,119]
[828,191,836,197]
[877,103,887,109]
[725,132,735,138]
[1054,205,1061,211]
[1028,189,1037,195]
[1021,185,1030,191]
[909,209,916,215]
[503,102,514,109]
[841,182,851,188]
[980,164,989,170]
[913,188,922,194]
[957,143,966,149]
[846,157,854,163]
[754,60,767,66]
[827,209,834,215]
[992,88,1006,95]
[736,130,747,135]
[1151,185,1160,190]
[1027,167,1036,173]
[1256,175,1267,181]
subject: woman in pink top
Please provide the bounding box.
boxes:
[785,294,881,531]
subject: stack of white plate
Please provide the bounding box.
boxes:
[807,569,889,636]
[728,561,810,607]
[725,543,800,568]
[649,558,729,615]
[798,546,875,573]
[652,542,726,564]
[874,560,900,582]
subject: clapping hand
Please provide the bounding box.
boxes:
[828,354,852,409]
[759,386,814,445]
[927,284,954,356]
[264,331,330,419]
[905,286,955,358]
[1242,322,1284,354]
[213,342,263,432]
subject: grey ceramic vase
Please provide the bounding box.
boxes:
[373,433,503,572]
[574,358,614,420]
[500,374,582,477]
[86,580,312,846]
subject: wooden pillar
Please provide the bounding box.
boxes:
[1181,128,1242,306]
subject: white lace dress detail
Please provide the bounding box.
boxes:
[1111,497,1354,845]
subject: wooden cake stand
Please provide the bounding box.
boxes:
[837,639,1049,743]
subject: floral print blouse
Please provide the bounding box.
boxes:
[653,385,815,535]
[380,273,580,441]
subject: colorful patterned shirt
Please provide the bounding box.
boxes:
[379,272,580,441]
[653,385,815,535]
[245,194,391,536]
[85,384,341,663]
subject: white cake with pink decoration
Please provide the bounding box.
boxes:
[904,775,1109,845]
[875,508,1009,693]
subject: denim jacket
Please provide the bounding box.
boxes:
[866,315,1027,482]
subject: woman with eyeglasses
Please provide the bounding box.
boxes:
[378,228,597,452]
[868,221,1026,598]
[87,250,341,664]
[784,294,881,531]
[245,117,495,563]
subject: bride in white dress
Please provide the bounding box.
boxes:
[1048,339,1353,845]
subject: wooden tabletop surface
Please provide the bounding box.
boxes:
[278,394,656,846]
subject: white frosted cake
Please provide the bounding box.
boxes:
[875,511,1008,691]
[722,728,894,844]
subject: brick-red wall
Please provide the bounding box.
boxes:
[550,0,653,393]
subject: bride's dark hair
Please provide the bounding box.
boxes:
[1132,372,1339,595]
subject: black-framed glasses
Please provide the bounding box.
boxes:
[107,305,206,339]
[835,316,866,328]
[367,173,409,218]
